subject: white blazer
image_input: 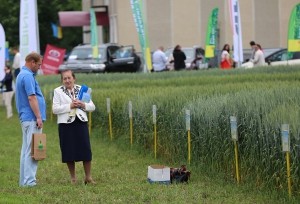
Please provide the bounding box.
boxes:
[52,85,95,124]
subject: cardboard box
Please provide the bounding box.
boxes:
[147,165,170,184]
[31,133,46,160]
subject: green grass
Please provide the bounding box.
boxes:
[0,95,299,203]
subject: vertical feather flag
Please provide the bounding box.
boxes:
[205,8,219,58]
[90,8,99,59]
[0,23,5,80]
[51,23,63,39]
[20,0,40,66]
[288,3,300,53]
[228,0,243,66]
[130,0,152,72]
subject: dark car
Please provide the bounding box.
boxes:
[58,43,141,73]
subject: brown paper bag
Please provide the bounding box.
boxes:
[31,133,46,160]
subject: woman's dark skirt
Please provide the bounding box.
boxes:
[58,116,92,163]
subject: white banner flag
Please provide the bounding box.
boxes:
[20,0,40,66]
[229,0,243,65]
[0,23,5,80]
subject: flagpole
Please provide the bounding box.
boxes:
[142,0,147,73]
[237,33,241,68]
[229,0,243,68]
[0,24,5,80]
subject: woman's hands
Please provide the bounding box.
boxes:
[71,99,85,109]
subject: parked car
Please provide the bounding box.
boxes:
[164,46,208,70]
[241,48,300,68]
[265,49,300,66]
[58,43,141,73]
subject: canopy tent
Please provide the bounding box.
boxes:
[58,11,109,27]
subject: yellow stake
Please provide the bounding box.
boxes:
[108,112,113,140]
[234,141,240,183]
[88,112,92,135]
[286,151,292,197]
[154,124,157,159]
[130,118,133,145]
[187,130,191,165]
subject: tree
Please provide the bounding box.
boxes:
[0,0,83,54]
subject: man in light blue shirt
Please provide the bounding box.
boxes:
[15,52,46,187]
[152,46,168,72]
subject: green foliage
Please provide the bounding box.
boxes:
[0,106,298,203]
[3,65,300,202]
[0,0,82,53]
[36,66,300,194]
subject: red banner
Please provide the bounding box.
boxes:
[41,44,66,75]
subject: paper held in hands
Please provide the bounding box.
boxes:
[78,84,92,103]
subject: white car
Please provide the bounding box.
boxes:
[266,48,300,66]
[164,46,208,70]
[241,48,300,68]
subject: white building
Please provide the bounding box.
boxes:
[81,0,299,51]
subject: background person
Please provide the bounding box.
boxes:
[166,52,174,70]
[189,52,204,70]
[12,46,21,78]
[251,43,265,67]
[52,70,96,185]
[1,65,14,118]
[220,44,232,69]
[173,45,186,71]
[152,46,168,72]
[15,52,46,187]
[249,41,256,60]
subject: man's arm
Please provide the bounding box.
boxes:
[28,95,43,129]
[161,52,167,64]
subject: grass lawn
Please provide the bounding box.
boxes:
[0,99,298,204]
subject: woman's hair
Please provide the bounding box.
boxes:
[256,44,262,50]
[60,69,76,81]
[174,45,181,51]
[222,44,230,52]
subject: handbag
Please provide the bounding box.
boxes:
[170,165,191,183]
[31,133,47,160]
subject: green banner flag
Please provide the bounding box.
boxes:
[90,8,98,59]
[130,0,152,71]
[205,8,219,58]
[288,3,300,52]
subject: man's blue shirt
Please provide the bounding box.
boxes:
[15,66,46,122]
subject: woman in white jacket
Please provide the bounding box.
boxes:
[251,44,266,67]
[52,70,96,185]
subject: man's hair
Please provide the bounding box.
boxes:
[5,64,11,70]
[249,41,256,46]
[25,52,42,63]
